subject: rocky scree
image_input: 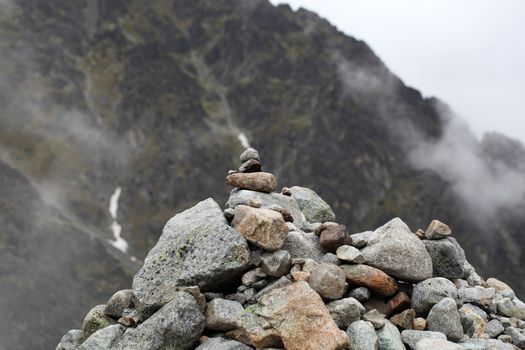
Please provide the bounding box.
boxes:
[58,149,525,350]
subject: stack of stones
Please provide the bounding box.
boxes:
[58,149,525,350]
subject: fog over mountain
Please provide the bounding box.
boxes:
[0,1,524,349]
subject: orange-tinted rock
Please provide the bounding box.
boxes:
[340,264,398,297]
[226,172,276,193]
[425,219,452,240]
[238,281,348,350]
[233,205,288,251]
[387,291,411,316]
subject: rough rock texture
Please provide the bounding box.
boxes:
[195,337,253,350]
[326,297,364,329]
[390,309,416,330]
[411,277,458,314]
[227,189,308,230]
[289,186,336,223]
[423,238,468,280]
[425,220,452,240]
[282,230,324,261]
[415,338,462,350]
[346,320,379,350]
[308,263,348,300]
[232,205,288,251]
[319,225,352,253]
[426,297,463,341]
[336,245,365,263]
[114,292,205,350]
[226,172,277,193]
[361,218,433,282]
[400,330,447,350]
[56,330,84,350]
[104,290,133,319]
[77,325,125,350]
[238,281,348,350]
[377,321,406,350]
[260,250,292,277]
[341,264,398,296]
[82,305,115,339]
[132,199,251,318]
[205,298,244,331]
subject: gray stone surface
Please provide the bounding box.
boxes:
[195,337,253,350]
[321,252,341,265]
[415,338,462,350]
[255,276,292,301]
[205,298,244,331]
[377,321,406,350]
[307,263,347,300]
[78,325,125,350]
[346,320,379,350]
[506,326,525,348]
[82,305,115,339]
[241,267,266,286]
[426,297,463,341]
[349,287,371,302]
[326,297,364,329]
[289,186,335,223]
[350,231,373,248]
[104,289,132,319]
[361,218,433,282]
[56,329,84,350]
[336,245,365,263]
[412,277,458,314]
[400,330,447,350]
[260,250,291,277]
[240,148,260,163]
[423,238,468,280]
[227,189,308,229]
[497,298,525,319]
[114,292,205,350]
[132,199,252,319]
[486,319,505,338]
[458,286,496,306]
[281,230,324,261]
[459,338,518,350]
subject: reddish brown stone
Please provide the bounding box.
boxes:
[319,225,352,252]
[226,329,257,347]
[415,229,426,240]
[226,172,276,193]
[340,264,398,297]
[386,291,411,316]
[117,316,136,327]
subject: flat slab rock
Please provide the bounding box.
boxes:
[132,198,251,319]
[238,281,348,350]
[226,172,276,193]
[361,218,433,283]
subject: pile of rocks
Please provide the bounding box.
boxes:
[57,148,525,350]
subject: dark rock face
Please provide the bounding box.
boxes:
[1,1,525,349]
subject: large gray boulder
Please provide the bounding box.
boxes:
[289,186,336,223]
[56,329,84,350]
[78,325,125,350]
[132,198,251,318]
[114,292,205,350]
[227,189,308,229]
[426,297,463,341]
[361,218,432,282]
[377,321,406,350]
[423,238,468,280]
[411,277,458,314]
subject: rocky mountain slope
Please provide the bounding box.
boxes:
[1,1,524,349]
[57,148,525,350]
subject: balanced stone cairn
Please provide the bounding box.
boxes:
[58,149,525,350]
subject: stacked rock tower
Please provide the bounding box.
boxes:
[58,149,525,350]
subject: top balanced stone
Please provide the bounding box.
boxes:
[226,148,276,193]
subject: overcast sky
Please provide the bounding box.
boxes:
[270,0,525,143]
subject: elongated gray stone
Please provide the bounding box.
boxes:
[132,198,251,319]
